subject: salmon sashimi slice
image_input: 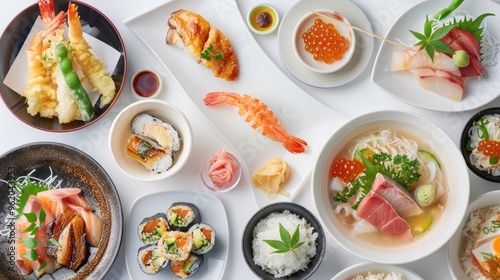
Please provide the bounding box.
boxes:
[372,173,422,218]
[37,188,93,217]
[409,68,464,101]
[357,191,412,238]
[68,204,102,247]
[15,195,57,276]
[391,47,461,76]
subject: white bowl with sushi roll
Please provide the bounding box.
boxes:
[312,110,470,264]
[108,99,193,181]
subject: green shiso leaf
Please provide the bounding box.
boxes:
[21,237,38,249]
[14,176,51,218]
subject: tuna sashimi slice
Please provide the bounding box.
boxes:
[372,173,422,218]
[357,191,412,238]
[441,27,484,78]
[409,68,464,101]
[37,188,93,218]
[391,47,461,76]
[68,204,102,247]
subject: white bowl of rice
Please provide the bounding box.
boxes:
[242,202,326,279]
[331,262,423,280]
[448,190,500,280]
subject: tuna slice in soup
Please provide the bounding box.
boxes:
[372,173,422,218]
[357,191,412,239]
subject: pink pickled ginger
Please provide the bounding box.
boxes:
[208,149,239,188]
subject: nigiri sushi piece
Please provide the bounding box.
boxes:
[37,188,93,217]
[391,47,461,76]
[409,68,464,101]
[68,204,102,247]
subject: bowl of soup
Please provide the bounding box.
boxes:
[311,110,469,264]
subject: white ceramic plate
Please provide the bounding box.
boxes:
[125,191,229,280]
[123,0,347,208]
[331,262,423,280]
[312,110,470,264]
[448,190,500,279]
[372,0,500,112]
[278,0,374,88]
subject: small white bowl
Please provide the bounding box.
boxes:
[293,9,355,74]
[200,151,241,193]
[448,190,500,279]
[247,4,279,35]
[331,262,423,280]
[108,99,193,181]
[130,70,162,99]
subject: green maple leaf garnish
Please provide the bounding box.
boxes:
[410,16,456,62]
[263,223,305,267]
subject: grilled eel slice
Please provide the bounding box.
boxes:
[166,9,239,81]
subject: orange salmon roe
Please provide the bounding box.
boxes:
[302,18,349,64]
[331,157,364,183]
[478,140,500,156]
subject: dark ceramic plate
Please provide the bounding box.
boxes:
[461,107,500,183]
[0,142,123,279]
[242,202,326,280]
[0,0,126,132]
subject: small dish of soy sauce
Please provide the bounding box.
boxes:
[130,70,162,99]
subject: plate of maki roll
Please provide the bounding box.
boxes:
[125,191,228,279]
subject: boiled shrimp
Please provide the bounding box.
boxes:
[22,3,66,118]
[67,3,116,106]
[203,92,308,154]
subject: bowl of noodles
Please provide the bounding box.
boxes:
[460,107,500,182]
[311,110,470,264]
[0,0,126,132]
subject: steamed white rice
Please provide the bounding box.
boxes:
[353,272,405,280]
[252,210,318,278]
[460,205,500,279]
[468,114,500,176]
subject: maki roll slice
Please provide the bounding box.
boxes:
[166,202,201,231]
[189,223,215,254]
[158,231,193,261]
[137,244,169,274]
[137,213,169,244]
[131,113,181,153]
[171,254,204,278]
[126,134,173,173]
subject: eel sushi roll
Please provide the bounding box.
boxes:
[189,223,215,254]
[137,213,169,244]
[166,202,201,231]
[137,244,169,274]
[157,231,193,261]
[126,134,173,173]
[170,254,204,278]
[131,113,181,153]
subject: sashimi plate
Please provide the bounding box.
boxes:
[0,142,123,280]
[125,191,229,280]
[372,0,500,112]
[123,0,347,208]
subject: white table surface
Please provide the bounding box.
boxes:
[1,0,500,279]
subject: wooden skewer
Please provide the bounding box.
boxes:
[308,9,409,49]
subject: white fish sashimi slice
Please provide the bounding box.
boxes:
[392,47,461,76]
[409,68,464,101]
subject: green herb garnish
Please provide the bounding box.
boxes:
[13,177,51,218]
[410,16,456,62]
[263,224,305,267]
[20,209,61,272]
[333,151,421,209]
[201,45,224,61]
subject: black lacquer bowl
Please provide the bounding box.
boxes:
[0,0,126,132]
[0,142,123,279]
[242,202,325,280]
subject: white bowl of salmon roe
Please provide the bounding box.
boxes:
[293,9,356,74]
